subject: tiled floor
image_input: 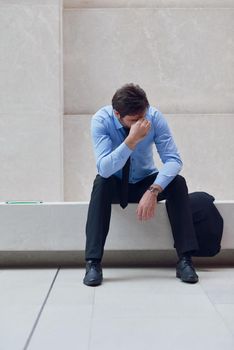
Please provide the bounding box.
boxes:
[1,267,234,350]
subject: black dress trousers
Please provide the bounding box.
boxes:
[85,173,199,261]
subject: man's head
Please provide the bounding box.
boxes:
[112,83,149,128]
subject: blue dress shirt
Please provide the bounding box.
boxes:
[91,105,183,190]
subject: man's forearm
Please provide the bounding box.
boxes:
[97,142,132,178]
[153,161,182,190]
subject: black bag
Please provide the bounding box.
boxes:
[189,192,223,256]
[166,191,224,257]
[189,192,223,257]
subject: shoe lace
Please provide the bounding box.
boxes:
[181,257,195,270]
[88,261,101,271]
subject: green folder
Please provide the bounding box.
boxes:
[5,201,43,204]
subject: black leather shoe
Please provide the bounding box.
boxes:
[176,256,199,284]
[83,260,103,286]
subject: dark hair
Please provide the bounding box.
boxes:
[112,83,149,118]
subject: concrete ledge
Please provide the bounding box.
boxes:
[0,201,233,266]
[0,250,234,268]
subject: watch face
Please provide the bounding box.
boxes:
[149,186,159,194]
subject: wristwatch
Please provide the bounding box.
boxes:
[148,185,160,195]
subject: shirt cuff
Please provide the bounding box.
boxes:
[153,175,168,190]
[153,162,182,190]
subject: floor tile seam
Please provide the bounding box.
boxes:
[212,303,234,340]
[22,268,60,350]
[199,281,234,339]
[87,288,96,350]
[88,316,234,326]
[90,315,228,321]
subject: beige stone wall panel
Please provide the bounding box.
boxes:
[0,0,63,201]
[64,8,234,114]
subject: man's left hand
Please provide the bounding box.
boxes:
[136,190,158,221]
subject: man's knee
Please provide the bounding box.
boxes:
[170,175,188,192]
[94,174,116,186]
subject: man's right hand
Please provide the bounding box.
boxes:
[125,119,151,150]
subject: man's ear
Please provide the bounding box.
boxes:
[114,110,121,119]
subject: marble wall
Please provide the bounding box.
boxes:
[1,1,233,202]
[0,0,63,201]
[64,5,234,115]
[64,1,234,201]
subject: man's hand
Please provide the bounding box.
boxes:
[136,190,158,221]
[125,119,151,150]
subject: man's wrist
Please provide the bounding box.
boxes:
[147,184,162,196]
[124,136,137,150]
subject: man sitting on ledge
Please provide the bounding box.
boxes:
[83,83,199,286]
